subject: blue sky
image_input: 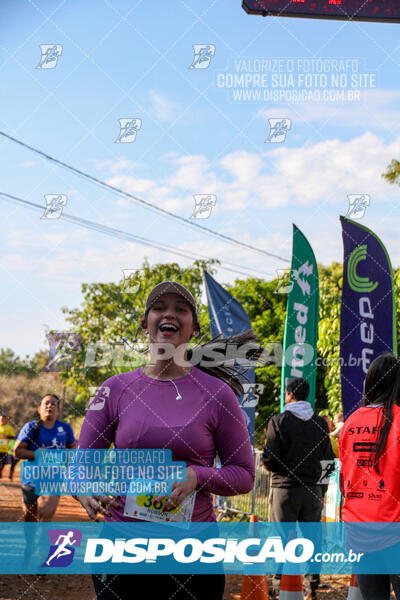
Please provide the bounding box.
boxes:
[0,0,400,356]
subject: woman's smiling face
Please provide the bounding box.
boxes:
[143,292,199,348]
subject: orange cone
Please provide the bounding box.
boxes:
[239,514,269,600]
[279,574,303,599]
[240,574,269,600]
[250,514,259,524]
[347,574,363,600]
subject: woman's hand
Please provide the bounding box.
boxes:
[155,466,198,512]
[74,495,122,521]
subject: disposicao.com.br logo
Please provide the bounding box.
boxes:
[84,536,314,564]
[42,529,82,567]
[0,522,375,574]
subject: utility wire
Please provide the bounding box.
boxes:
[0,131,289,263]
[0,192,273,278]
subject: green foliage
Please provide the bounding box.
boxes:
[224,276,286,443]
[381,157,400,355]
[0,372,78,433]
[226,268,344,442]
[394,269,400,357]
[382,159,400,186]
[317,262,343,417]
[0,348,39,377]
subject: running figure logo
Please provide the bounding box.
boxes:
[346,194,370,219]
[190,195,216,219]
[317,460,336,485]
[122,269,142,294]
[42,332,82,372]
[36,45,63,69]
[274,268,299,294]
[265,119,291,143]
[87,386,110,411]
[42,529,82,567]
[242,383,265,408]
[115,118,142,143]
[41,194,67,219]
[189,45,216,69]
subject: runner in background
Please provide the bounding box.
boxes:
[331,412,344,437]
[7,439,19,480]
[321,414,339,457]
[0,413,15,478]
[339,352,400,600]
[13,394,76,521]
[74,280,257,600]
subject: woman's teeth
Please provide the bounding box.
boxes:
[159,324,178,332]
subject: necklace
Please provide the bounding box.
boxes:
[143,365,191,380]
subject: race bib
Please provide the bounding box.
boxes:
[124,492,196,524]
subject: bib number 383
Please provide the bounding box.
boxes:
[124,492,196,523]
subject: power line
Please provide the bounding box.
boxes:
[0,192,274,279]
[0,131,289,263]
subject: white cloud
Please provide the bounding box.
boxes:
[103,133,400,214]
[149,91,181,122]
[91,158,144,174]
[219,151,264,183]
[6,133,396,303]
[6,230,74,248]
[106,175,157,195]
[166,155,216,190]
[257,133,400,206]
[2,237,150,283]
[259,89,400,130]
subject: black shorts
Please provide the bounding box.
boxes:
[0,453,8,469]
[21,485,40,506]
[92,573,225,600]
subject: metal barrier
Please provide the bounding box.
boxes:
[214,450,271,522]
[214,453,343,525]
[214,450,343,522]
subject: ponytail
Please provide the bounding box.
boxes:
[361,352,400,473]
[187,329,265,396]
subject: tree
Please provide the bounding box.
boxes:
[0,348,38,378]
[317,262,343,416]
[382,159,400,186]
[382,160,400,356]
[224,276,287,445]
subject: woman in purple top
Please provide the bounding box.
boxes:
[76,281,256,600]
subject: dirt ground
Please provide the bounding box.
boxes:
[0,467,354,600]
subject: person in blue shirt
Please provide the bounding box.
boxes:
[14,394,76,521]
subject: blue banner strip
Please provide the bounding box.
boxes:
[1,522,400,574]
[340,216,396,418]
[203,271,255,445]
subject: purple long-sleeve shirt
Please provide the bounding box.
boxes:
[78,366,255,522]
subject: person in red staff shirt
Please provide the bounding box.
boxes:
[339,352,400,600]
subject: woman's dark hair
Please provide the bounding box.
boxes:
[29,394,60,447]
[362,352,400,473]
[186,329,265,396]
[39,393,60,406]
